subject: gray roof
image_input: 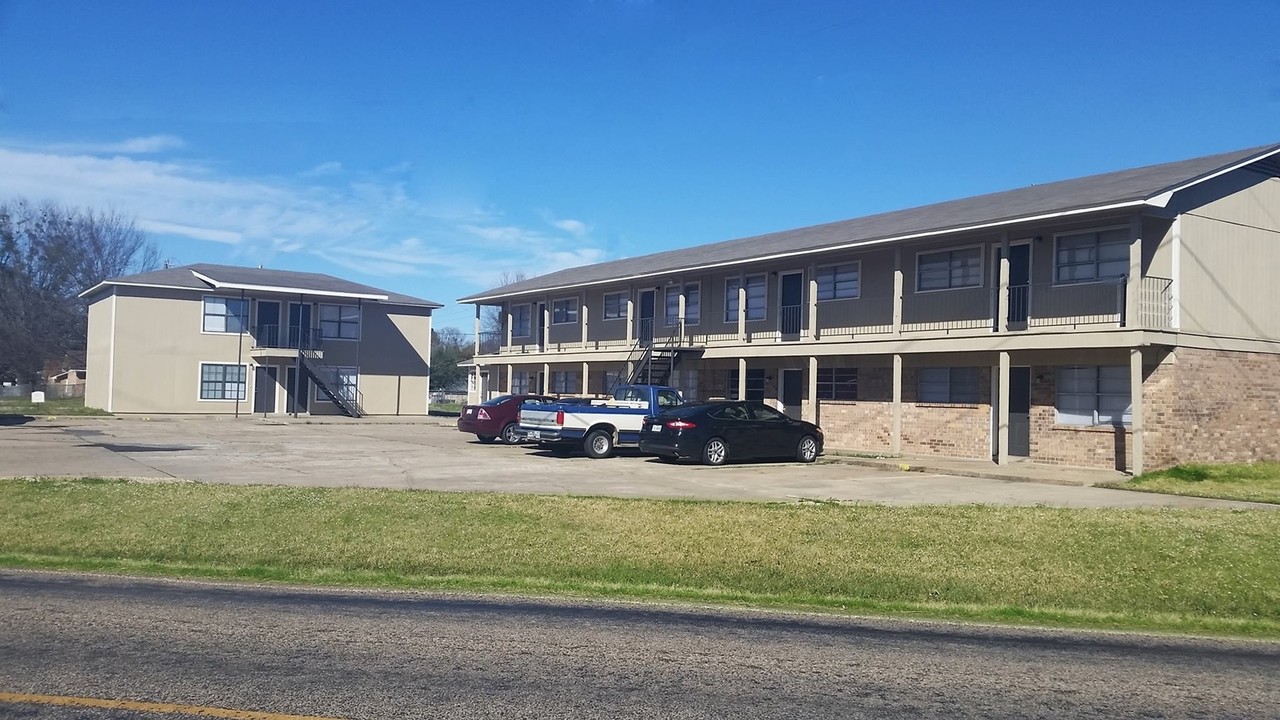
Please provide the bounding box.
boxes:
[85,263,442,308]
[459,142,1280,303]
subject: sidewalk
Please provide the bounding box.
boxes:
[824,452,1126,487]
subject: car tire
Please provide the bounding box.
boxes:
[477,434,497,444]
[585,429,615,459]
[796,435,819,463]
[701,437,728,466]
[500,423,521,445]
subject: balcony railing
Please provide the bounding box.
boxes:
[779,304,804,336]
[253,324,321,350]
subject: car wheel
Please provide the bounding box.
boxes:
[477,434,497,444]
[500,423,521,445]
[701,437,728,466]
[796,435,818,463]
[585,429,615,459]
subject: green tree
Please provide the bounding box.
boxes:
[430,326,474,392]
[0,198,159,382]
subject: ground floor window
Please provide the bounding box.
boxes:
[727,368,766,401]
[817,368,858,400]
[511,371,534,394]
[199,363,247,400]
[1056,365,1131,426]
[601,370,624,395]
[670,369,699,401]
[550,371,579,394]
[918,367,980,403]
[314,367,358,402]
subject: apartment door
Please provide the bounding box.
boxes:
[287,302,312,348]
[255,300,281,347]
[253,366,279,414]
[779,272,804,337]
[285,366,310,414]
[1009,366,1031,457]
[996,244,1031,326]
[780,368,804,418]
[637,290,656,346]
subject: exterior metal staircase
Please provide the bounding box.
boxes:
[300,347,363,418]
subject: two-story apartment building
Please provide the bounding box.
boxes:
[460,143,1280,473]
[82,264,441,416]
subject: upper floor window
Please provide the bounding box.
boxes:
[602,291,627,321]
[511,304,531,338]
[918,367,980,403]
[917,247,982,292]
[202,296,249,333]
[1056,228,1129,284]
[817,368,858,400]
[1056,366,1131,426]
[318,304,360,340]
[552,298,579,325]
[725,275,766,322]
[665,283,701,326]
[816,263,860,301]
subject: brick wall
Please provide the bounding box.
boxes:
[1144,347,1280,468]
[1027,365,1133,471]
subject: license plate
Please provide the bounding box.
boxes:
[645,424,658,433]
[527,430,541,440]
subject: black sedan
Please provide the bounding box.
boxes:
[639,400,823,466]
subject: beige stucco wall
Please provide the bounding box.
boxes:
[84,293,114,411]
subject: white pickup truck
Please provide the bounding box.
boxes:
[519,384,684,458]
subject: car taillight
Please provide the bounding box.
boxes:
[477,409,491,421]
[666,419,696,429]
[555,410,564,426]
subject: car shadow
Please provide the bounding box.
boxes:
[0,415,36,426]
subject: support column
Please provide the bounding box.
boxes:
[505,365,513,395]
[891,354,903,455]
[892,249,904,335]
[678,287,687,343]
[505,308,513,348]
[737,357,748,401]
[737,282,747,342]
[997,351,1010,466]
[998,233,1010,333]
[580,301,589,347]
[542,303,552,350]
[806,355,819,424]
[1130,348,1144,475]
[473,305,481,356]
[542,362,551,395]
[1125,213,1142,327]
[807,268,819,341]
[581,361,590,395]
[625,295,635,344]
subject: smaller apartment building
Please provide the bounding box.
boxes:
[82,264,441,416]
[460,143,1280,472]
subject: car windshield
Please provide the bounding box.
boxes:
[480,395,513,406]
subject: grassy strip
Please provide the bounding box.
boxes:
[2,478,1278,636]
[1100,462,1280,505]
[0,397,109,416]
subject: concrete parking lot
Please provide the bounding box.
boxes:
[0,415,1267,508]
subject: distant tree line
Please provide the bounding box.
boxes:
[0,198,159,383]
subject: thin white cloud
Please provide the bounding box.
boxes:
[553,218,590,236]
[303,161,343,177]
[32,134,187,155]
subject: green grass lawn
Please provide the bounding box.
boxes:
[1101,462,1280,505]
[0,396,109,416]
[2,478,1277,637]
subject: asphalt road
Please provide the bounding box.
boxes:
[1,416,1265,508]
[2,571,1278,719]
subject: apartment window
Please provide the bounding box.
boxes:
[1056,366,1132,426]
[917,247,982,292]
[512,304,532,338]
[664,283,701,326]
[199,363,247,400]
[512,371,533,394]
[602,291,627,321]
[1056,228,1129,284]
[202,296,249,333]
[727,368,766,401]
[552,298,579,325]
[918,367,980,404]
[816,263,860,301]
[550,370,579,394]
[724,275,766,322]
[817,368,858,401]
[671,369,699,401]
[601,370,623,394]
[315,367,358,403]
[318,304,359,340]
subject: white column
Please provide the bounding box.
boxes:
[891,354,903,455]
[580,301,589,347]
[806,355,819,424]
[807,270,819,341]
[737,357,748,400]
[678,288,687,344]
[1126,214,1142,327]
[998,234,1010,333]
[542,303,552,349]
[892,249,904,335]
[581,361,590,395]
[1130,348,1144,475]
[542,362,551,395]
[625,295,635,344]
[737,282,747,341]
[505,364,513,394]
[997,351,1010,465]
[473,305,481,355]
[505,308,513,348]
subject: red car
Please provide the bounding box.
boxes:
[457,394,557,444]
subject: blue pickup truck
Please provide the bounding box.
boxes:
[518,384,684,458]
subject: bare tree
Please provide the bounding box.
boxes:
[0,198,160,382]
[481,270,527,337]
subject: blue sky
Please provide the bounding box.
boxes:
[1,1,1277,332]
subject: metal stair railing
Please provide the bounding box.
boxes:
[300,345,363,418]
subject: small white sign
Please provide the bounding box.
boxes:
[30,391,46,404]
